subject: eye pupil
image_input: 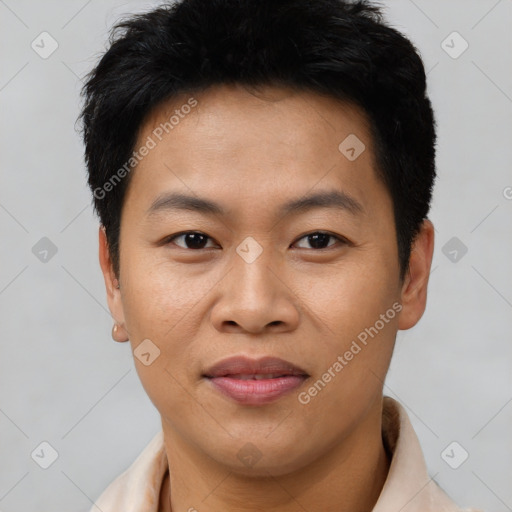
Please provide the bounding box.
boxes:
[185,232,208,249]
[308,233,331,249]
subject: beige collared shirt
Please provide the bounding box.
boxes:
[90,396,479,511]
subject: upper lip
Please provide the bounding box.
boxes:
[203,356,309,378]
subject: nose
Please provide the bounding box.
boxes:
[209,243,300,335]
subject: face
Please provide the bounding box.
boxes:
[100,84,433,476]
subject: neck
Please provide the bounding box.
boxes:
[159,399,389,512]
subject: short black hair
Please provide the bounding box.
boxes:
[80,0,436,279]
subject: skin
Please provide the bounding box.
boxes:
[99,83,434,512]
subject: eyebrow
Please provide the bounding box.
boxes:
[146,189,364,219]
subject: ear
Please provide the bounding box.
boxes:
[397,219,435,330]
[98,226,129,342]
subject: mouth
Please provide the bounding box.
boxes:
[203,356,309,405]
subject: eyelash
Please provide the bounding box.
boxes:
[163,230,350,251]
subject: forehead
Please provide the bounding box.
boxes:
[143,84,374,155]
[124,83,388,219]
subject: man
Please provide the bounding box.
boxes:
[80,0,480,510]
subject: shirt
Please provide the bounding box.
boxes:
[89,396,480,512]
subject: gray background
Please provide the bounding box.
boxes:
[1,0,511,511]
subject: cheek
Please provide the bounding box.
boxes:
[121,248,201,326]
[119,250,226,383]
[298,253,400,389]
[118,259,205,411]
[302,255,400,332]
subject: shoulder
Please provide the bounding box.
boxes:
[376,397,482,512]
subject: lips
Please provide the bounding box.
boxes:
[203,356,308,379]
[203,356,309,405]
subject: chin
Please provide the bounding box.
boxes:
[205,436,317,478]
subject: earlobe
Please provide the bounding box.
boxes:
[98,226,130,342]
[112,323,129,343]
[397,219,435,330]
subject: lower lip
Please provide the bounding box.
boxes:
[206,375,307,405]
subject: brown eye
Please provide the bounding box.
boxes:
[167,231,216,250]
[293,231,347,250]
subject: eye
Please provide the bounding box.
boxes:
[164,230,349,251]
[165,231,218,250]
[293,231,348,250]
